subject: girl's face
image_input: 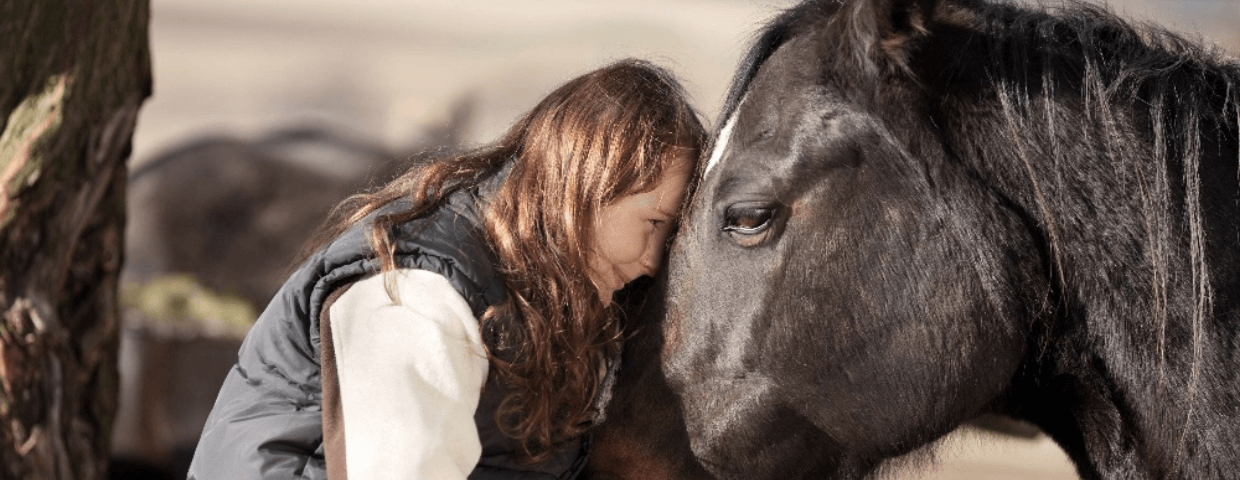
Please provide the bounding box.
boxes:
[589,162,692,301]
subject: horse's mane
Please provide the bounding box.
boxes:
[982,6,1239,461]
[722,0,1240,123]
[971,4,1238,457]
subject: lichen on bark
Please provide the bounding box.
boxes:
[0,75,67,228]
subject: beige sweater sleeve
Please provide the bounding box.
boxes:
[322,269,489,479]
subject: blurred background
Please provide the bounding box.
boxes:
[115,0,1240,478]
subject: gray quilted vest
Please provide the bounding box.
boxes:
[187,169,589,479]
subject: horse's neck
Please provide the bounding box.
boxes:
[1027,297,1240,480]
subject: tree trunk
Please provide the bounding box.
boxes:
[0,0,152,479]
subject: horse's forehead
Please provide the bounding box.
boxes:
[703,102,743,178]
[753,33,825,95]
[702,34,843,182]
[702,84,831,181]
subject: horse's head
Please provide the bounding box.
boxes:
[660,1,1058,477]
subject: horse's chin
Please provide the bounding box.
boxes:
[678,378,842,480]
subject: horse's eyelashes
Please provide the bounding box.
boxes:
[722,204,779,244]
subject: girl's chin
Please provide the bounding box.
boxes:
[589,272,623,301]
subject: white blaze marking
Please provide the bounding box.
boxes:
[703,109,740,177]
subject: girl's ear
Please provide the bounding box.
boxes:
[827,0,941,76]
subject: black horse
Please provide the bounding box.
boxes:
[588,0,1240,479]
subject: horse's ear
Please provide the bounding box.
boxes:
[832,0,940,75]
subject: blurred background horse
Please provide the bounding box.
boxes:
[113,107,467,478]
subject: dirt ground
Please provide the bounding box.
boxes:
[128,0,1238,477]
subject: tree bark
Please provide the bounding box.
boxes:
[0,0,151,479]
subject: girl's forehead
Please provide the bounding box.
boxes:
[612,167,689,211]
[651,168,691,208]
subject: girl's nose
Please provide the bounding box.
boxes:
[640,236,664,276]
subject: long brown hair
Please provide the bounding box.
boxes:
[301,59,706,460]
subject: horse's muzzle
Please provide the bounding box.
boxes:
[673,377,842,480]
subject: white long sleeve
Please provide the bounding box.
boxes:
[327,269,489,479]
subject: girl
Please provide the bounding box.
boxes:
[188,59,706,480]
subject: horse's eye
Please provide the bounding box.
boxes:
[723,205,777,237]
